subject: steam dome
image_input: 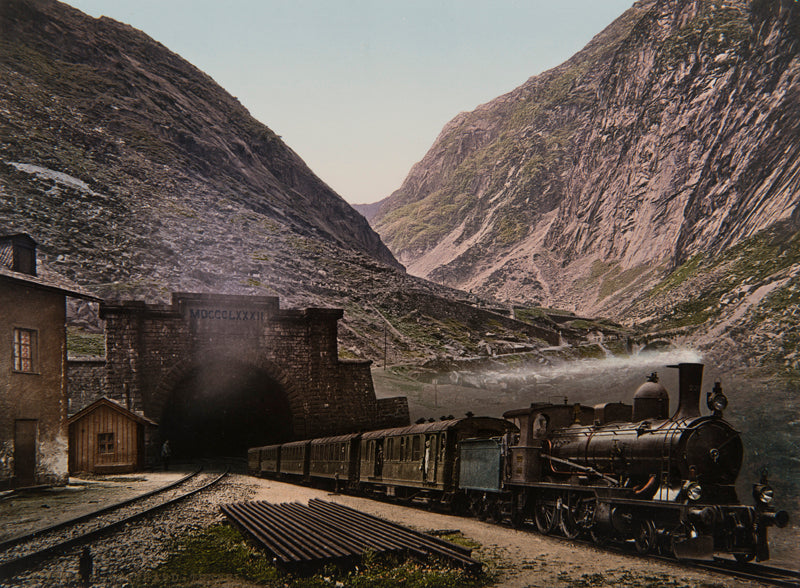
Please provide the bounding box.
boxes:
[633,372,669,421]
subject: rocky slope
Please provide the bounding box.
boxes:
[370,0,800,373]
[0,0,563,363]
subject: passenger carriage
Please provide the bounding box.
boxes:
[279,439,310,479]
[308,433,360,489]
[358,417,515,502]
[247,444,282,477]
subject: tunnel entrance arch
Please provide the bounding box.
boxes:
[159,360,294,458]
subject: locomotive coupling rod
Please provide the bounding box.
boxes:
[541,454,619,486]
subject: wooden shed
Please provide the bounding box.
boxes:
[68,397,157,474]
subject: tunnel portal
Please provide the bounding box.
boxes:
[94,293,410,468]
[161,361,292,458]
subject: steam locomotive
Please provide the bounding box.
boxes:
[248,363,789,563]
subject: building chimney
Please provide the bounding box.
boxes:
[0,233,37,276]
[670,363,704,420]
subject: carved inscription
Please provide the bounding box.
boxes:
[188,308,265,321]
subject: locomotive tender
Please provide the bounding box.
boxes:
[248,363,788,563]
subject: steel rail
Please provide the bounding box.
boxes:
[0,469,228,580]
[222,499,482,572]
[308,500,480,569]
[280,502,371,554]
[303,501,428,556]
[221,503,303,563]
[0,468,202,552]
[236,502,351,560]
[310,499,474,557]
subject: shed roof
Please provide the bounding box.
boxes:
[68,397,158,426]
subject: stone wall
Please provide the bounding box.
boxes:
[99,293,408,449]
[375,396,411,429]
[67,359,106,415]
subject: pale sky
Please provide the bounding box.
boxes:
[67,1,635,204]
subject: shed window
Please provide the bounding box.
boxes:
[13,328,37,373]
[98,432,114,454]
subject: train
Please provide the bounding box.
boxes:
[248,363,789,563]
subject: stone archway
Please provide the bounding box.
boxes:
[157,358,297,458]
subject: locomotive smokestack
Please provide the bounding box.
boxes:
[670,363,704,420]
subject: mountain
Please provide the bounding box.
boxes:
[0,0,399,273]
[370,0,800,374]
[0,0,571,363]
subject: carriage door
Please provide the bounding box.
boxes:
[424,434,438,484]
[14,420,37,488]
[374,439,384,477]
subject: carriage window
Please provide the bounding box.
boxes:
[399,437,406,460]
[412,435,421,460]
[386,438,394,459]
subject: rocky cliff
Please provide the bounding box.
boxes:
[370,0,800,373]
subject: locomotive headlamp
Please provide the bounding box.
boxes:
[707,382,728,416]
[687,482,703,502]
[757,485,774,505]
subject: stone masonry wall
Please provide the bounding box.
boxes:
[67,359,106,415]
[375,396,412,429]
[99,293,409,448]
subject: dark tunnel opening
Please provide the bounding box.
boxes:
[160,362,293,459]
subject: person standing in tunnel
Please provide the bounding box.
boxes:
[161,439,171,470]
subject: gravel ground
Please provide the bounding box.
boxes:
[0,469,784,587]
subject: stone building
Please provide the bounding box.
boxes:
[88,292,409,461]
[0,234,99,489]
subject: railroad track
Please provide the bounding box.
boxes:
[688,558,800,587]
[512,518,800,587]
[0,468,228,581]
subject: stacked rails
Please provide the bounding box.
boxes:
[221,499,481,572]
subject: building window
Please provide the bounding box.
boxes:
[98,433,114,455]
[13,328,37,373]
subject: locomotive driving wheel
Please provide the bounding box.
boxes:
[559,493,591,540]
[634,519,657,554]
[534,496,558,534]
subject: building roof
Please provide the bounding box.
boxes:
[0,265,101,301]
[68,396,158,426]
